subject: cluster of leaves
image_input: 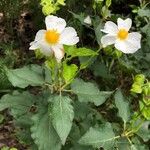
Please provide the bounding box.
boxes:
[0,0,150,150]
[0,47,149,150]
[40,0,66,15]
[131,74,150,120]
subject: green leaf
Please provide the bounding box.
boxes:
[70,144,93,150]
[70,12,85,24]
[6,64,45,88]
[10,148,17,150]
[90,61,114,79]
[93,17,103,45]
[116,138,130,150]
[114,89,130,123]
[130,145,138,150]
[0,114,4,124]
[1,147,9,150]
[79,122,116,149]
[130,144,149,150]
[106,0,111,7]
[0,67,11,90]
[137,121,150,142]
[139,101,150,120]
[44,66,52,84]
[63,63,78,83]
[138,9,150,17]
[65,46,98,58]
[31,109,61,150]
[51,95,74,145]
[0,91,36,117]
[71,78,113,106]
[101,6,111,19]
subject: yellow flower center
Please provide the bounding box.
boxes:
[45,30,60,44]
[117,29,128,40]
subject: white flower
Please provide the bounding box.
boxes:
[29,15,79,62]
[84,16,92,25]
[101,18,142,53]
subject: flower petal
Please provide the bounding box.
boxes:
[34,30,46,41]
[101,34,116,47]
[101,21,118,35]
[39,41,52,56]
[59,27,79,45]
[29,30,46,50]
[117,18,132,31]
[115,35,141,54]
[51,45,64,62]
[127,32,141,49]
[84,16,92,25]
[45,15,66,33]
[29,41,39,50]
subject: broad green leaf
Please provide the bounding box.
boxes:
[0,67,11,90]
[0,91,36,117]
[131,145,138,150]
[31,109,61,150]
[70,144,94,150]
[65,46,98,58]
[69,123,95,150]
[70,12,85,24]
[74,101,92,119]
[16,128,34,146]
[117,134,149,150]
[71,78,113,106]
[90,62,114,79]
[6,64,45,88]
[93,17,103,45]
[51,95,74,145]
[79,57,91,69]
[79,122,116,149]
[63,63,78,83]
[136,121,150,142]
[130,144,149,150]
[44,66,52,84]
[138,9,150,17]
[131,137,149,150]
[116,138,130,150]
[114,89,130,123]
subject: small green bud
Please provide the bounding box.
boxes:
[57,0,66,5]
[134,74,145,85]
[35,49,44,59]
[142,82,150,99]
[42,5,55,15]
[139,101,150,120]
[130,83,142,93]
[1,147,9,150]
[10,148,18,150]
[143,83,150,105]
[143,97,150,106]
[143,87,149,95]
[103,46,113,55]
[113,49,122,58]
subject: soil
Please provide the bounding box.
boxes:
[0,112,26,149]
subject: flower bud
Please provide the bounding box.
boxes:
[84,16,92,25]
[134,74,145,85]
[130,83,142,93]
